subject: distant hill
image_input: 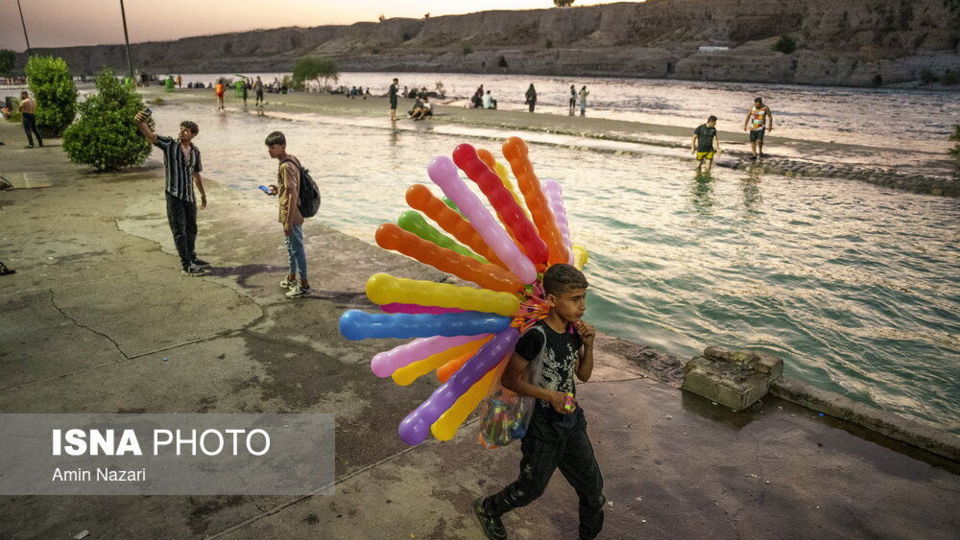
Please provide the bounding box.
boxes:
[12,0,960,87]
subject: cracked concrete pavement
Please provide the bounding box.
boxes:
[0,118,958,539]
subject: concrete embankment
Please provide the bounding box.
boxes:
[1,117,958,539]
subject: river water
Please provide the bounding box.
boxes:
[152,74,959,435]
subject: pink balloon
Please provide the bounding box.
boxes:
[370,334,490,378]
[543,179,574,265]
[427,156,537,284]
[380,303,466,315]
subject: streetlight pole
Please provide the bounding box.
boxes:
[119,0,135,83]
[16,0,31,57]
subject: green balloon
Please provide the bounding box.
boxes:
[397,211,488,264]
[442,197,464,217]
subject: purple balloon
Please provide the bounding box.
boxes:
[397,326,519,445]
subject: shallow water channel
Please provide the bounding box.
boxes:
[156,105,960,435]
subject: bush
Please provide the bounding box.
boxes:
[772,35,797,54]
[0,49,15,75]
[462,44,473,55]
[292,56,339,91]
[25,56,77,137]
[941,69,960,85]
[920,69,939,84]
[62,70,151,171]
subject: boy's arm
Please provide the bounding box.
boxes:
[766,108,774,131]
[574,320,596,382]
[501,352,573,414]
[713,134,720,153]
[193,173,207,209]
[133,112,158,144]
[282,163,298,235]
[691,134,699,154]
[743,111,751,131]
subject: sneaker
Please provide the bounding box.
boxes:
[285,284,309,298]
[181,263,207,276]
[192,258,211,268]
[279,278,295,290]
[473,498,507,540]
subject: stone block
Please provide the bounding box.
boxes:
[683,347,784,411]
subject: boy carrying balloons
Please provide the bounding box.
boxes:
[475,263,605,540]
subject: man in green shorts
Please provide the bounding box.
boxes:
[692,115,720,174]
[389,78,399,121]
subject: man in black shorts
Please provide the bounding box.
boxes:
[743,97,773,159]
[389,78,399,121]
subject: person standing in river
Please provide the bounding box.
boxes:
[568,84,577,116]
[743,97,773,160]
[692,115,721,174]
[578,85,589,117]
[389,78,399,121]
[525,83,537,113]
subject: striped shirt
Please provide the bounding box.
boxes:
[154,136,202,202]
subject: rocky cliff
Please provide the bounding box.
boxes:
[14,0,960,87]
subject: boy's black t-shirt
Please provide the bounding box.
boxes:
[694,124,717,152]
[515,320,585,438]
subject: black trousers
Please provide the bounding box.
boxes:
[485,407,605,539]
[165,193,197,268]
[22,113,42,146]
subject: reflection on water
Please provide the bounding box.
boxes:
[161,106,960,434]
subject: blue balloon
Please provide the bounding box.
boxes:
[338,310,511,341]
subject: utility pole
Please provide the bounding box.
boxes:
[119,0,135,82]
[16,0,31,57]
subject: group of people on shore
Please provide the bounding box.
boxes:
[691,96,774,174]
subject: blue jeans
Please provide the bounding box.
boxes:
[286,224,307,281]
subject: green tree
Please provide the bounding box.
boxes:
[62,69,151,171]
[25,56,77,137]
[554,0,575,6]
[0,49,15,75]
[292,57,339,91]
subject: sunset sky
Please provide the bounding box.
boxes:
[0,0,642,51]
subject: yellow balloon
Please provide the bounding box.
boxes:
[431,355,508,441]
[572,245,589,270]
[365,273,520,316]
[392,335,493,386]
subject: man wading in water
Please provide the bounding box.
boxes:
[743,97,773,160]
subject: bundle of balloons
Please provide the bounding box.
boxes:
[339,137,588,446]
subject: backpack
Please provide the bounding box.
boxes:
[281,157,320,218]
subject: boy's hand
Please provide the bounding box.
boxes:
[134,112,147,123]
[283,222,292,236]
[268,184,278,196]
[200,194,207,209]
[547,390,575,415]
[574,319,595,347]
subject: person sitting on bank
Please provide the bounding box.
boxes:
[482,90,497,110]
[411,96,433,121]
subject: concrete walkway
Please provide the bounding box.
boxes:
[0,119,957,539]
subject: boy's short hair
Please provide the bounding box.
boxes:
[543,263,588,297]
[265,131,286,146]
[754,97,763,104]
[180,121,199,134]
[707,115,717,122]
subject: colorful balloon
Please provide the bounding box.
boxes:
[427,156,537,285]
[370,334,489,377]
[398,211,488,264]
[380,303,465,315]
[453,144,549,267]
[366,273,521,317]
[406,184,507,270]
[476,148,527,215]
[397,327,519,445]
[572,245,589,270]
[436,349,474,382]
[339,310,509,341]
[543,179,574,265]
[502,137,570,266]
[431,355,508,441]
[375,223,522,293]
[392,335,493,386]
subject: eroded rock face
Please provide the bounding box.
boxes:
[16,0,960,87]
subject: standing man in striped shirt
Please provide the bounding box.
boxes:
[134,111,210,275]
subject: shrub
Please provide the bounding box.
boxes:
[920,69,939,84]
[772,35,797,54]
[292,56,339,91]
[62,69,151,171]
[25,55,77,137]
[463,44,473,55]
[0,49,15,75]
[941,69,960,85]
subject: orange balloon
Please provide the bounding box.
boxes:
[405,184,508,270]
[436,348,477,382]
[375,223,522,294]
[502,137,570,266]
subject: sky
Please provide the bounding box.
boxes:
[0,0,643,51]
